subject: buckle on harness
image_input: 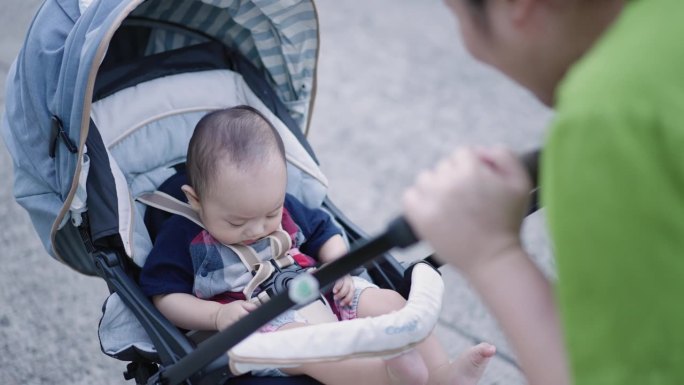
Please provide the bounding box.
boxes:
[251,260,337,325]
[257,260,311,301]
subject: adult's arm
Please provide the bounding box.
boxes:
[403,147,569,385]
[466,245,568,385]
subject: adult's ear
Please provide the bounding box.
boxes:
[181,184,202,213]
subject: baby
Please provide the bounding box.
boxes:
[139,106,495,385]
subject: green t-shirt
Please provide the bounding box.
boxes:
[541,0,684,384]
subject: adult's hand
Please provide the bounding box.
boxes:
[403,146,569,385]
[402,146,531,274]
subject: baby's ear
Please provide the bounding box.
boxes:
[181,185,201,212]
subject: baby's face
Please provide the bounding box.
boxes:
[199,156,287,245]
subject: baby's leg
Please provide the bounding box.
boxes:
[442,343,496,385]
[355,287,430,384]
[385,349,430,385]
[356,288,494,385]
[426,343,495,385]
[278,322,426,385]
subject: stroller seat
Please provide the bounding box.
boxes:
[92,40,331,375]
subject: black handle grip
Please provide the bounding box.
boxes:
[384,216,419,248]
[520,149,540,187]
[384,149,541,248]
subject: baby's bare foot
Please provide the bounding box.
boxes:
[385,349,429,385]
[450,342,496,385]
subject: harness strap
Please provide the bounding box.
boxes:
[137,191,292,271]
[275,255,296,269]
[256,291,271,305]
[243,262,275,302]
[227,243,263,273]
[136,191,326,313]
[137,191,204,228]
[228,229,294,301]
[269,230,292,258]
[138,192,266,275]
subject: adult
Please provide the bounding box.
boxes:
[403,0,684,385]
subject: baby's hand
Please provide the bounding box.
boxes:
[333,275,355,307]
[214,300,258,331]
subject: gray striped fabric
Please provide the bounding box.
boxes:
[131,0,318,128]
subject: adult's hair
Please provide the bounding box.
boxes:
[186,105,286,200]
[464,0,598,9]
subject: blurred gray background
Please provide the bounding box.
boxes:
[0,1,553,384]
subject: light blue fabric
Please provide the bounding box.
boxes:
[1,0,130,271]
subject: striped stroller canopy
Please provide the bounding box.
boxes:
[1,0,320,275]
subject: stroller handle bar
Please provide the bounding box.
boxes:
[157,149,540,385]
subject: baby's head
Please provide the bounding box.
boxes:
[182,106,287,245]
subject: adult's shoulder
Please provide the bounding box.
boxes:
[556,0,684,116]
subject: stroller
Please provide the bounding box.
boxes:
[1,0,459,384]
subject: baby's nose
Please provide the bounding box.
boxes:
[245,222,265,238]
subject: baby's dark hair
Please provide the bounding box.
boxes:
[186,105,286,200]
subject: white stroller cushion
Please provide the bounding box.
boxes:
[227,263,444,375]
[90,68,326,192]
